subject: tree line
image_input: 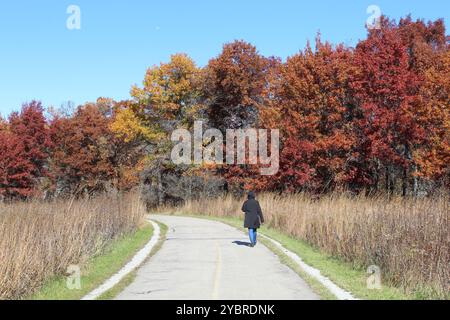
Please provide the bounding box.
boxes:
[0,15,448,200]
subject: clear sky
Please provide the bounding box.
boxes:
[0,0,448,116]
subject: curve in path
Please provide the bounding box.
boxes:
[116,215,319,300]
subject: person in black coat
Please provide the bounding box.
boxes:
[241,191,264,247]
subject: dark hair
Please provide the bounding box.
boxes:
[247,191,255,199]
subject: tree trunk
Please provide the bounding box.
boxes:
[402,166,407,197]
[157,167,163,206]
[412,164,418,196]
[385,165,394,196]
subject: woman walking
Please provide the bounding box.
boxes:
[241,191,264,247]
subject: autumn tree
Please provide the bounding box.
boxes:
[110,100,163,144]
[0,102,51,199]
[204,40,276,131]
[50,102,112,195]
[350,17,427,195]
[6,101,52,196]
[50,99,145,195]
[414,48,450,188]
[269,38,357,192]
[120,53,203,170]
[130,53,203,129]
[201,41,282,192]
[398,16,447,74]
[114,54,211,205]
[0,131,35,199]
[396,17,450,189]
[109,100,155,190]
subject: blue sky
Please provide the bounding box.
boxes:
[0,0,448,116]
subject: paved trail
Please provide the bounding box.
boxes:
[116,215,319,300]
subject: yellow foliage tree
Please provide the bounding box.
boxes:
[110,102,164,143]
[130,53,203,125]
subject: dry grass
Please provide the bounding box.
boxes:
[0,191,145,299]
[172,192,449,298]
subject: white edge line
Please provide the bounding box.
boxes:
[259,233,358,300]
[81,219,161,300]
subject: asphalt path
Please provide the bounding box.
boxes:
[116,215,319,300]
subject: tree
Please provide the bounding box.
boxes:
[131,53,203,127]
[123,54,208,205]
[109,100,154,190]
[0,131,34,199]
[126,54,203,185]
[50,101,117,195]
[396,16,450,190]
[110,100,164,143]
[50,98,148,196]
[415,49,450,188]
[202,40,282,192]
[204,40,276,131]
[272,37,357,192]
[351,17,425,195]
[8,101,52,196]
[398,16,447,74]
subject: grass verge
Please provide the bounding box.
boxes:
[170,213,415,300]
[29,221,155,300]
[258,235,337,300]
[97,221,168,300]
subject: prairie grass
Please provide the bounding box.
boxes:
[171,192,449,298]
[0,191,145,299]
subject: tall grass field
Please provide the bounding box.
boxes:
[0,192,144,299]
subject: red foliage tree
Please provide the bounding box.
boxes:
[8,101,52,180]
[273,38,357,192]
[204,40,277,130]
[351,17,426,195]
[0,131,35,199]
[0,101,52,198]
[50,102,116,195]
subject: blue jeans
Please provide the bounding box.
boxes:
[248,228,257,245]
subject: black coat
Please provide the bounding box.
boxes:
[242,193,264,229]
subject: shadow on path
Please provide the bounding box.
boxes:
[232,240,252,247]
